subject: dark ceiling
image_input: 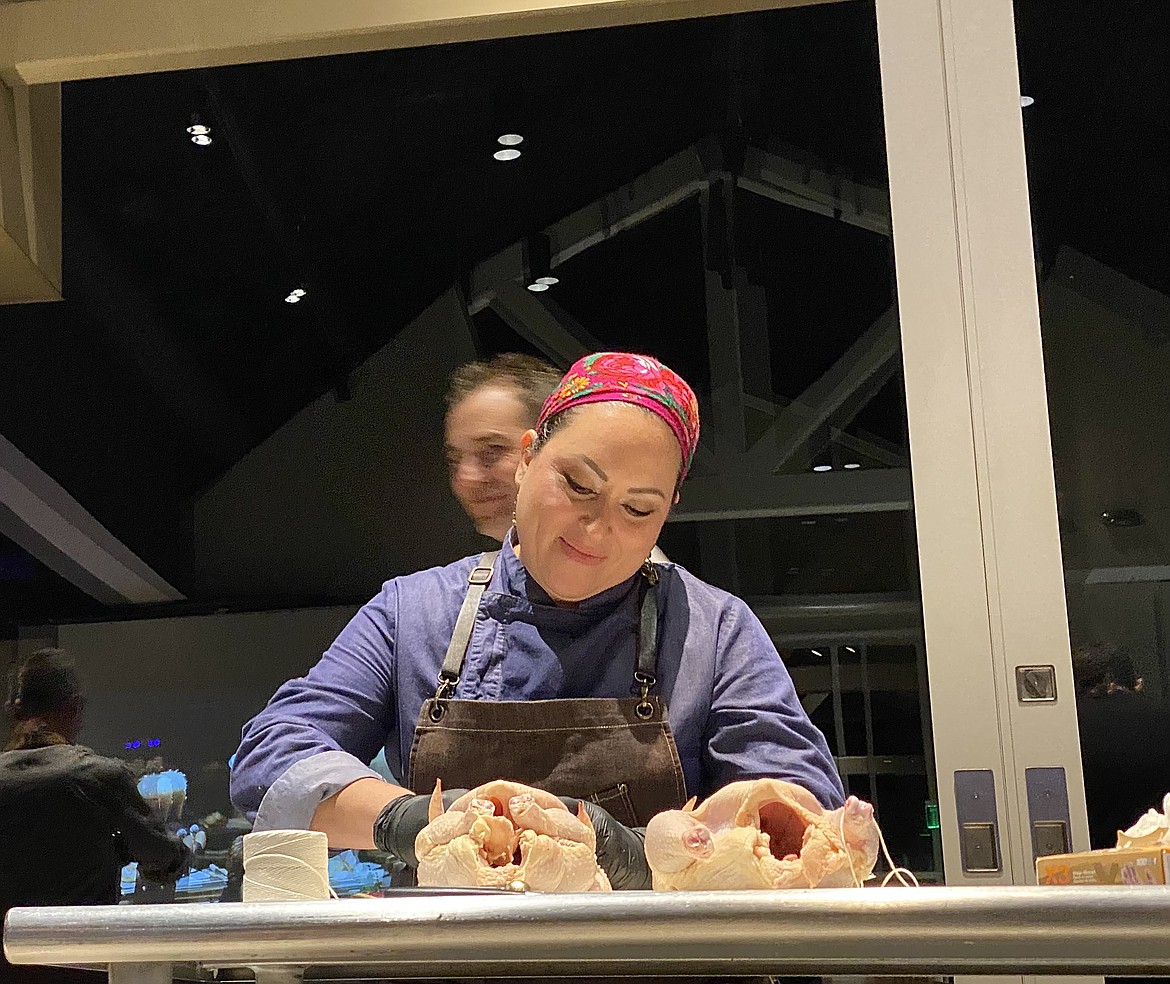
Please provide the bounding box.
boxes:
[0,0,1165,632]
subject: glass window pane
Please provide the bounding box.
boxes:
[1,0,946,897]
[1017,0,1170,852]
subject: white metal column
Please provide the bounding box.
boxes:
[876,0,1092,981]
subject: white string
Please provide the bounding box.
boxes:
[838,806,862,886]
[242,830,338,902]
[837,803,919,889]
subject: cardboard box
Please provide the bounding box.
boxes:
[1036,845,1170,886]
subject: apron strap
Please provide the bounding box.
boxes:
[633,562,661,720]
[637,572,659,678]
[434,551,499,699]
[433,552,663,713]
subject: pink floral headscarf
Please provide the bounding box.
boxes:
[538,352,701,480]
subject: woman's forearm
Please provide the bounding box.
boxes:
[310,777,414,849]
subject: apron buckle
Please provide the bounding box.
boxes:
[429,671,460,721]
[434,670,459,702]
[468,565,494,586]
[633,670,656,719]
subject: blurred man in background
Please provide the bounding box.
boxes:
[444,354,563,541]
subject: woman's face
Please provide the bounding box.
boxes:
[515,402,680,603]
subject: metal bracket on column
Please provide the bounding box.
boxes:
[1025,767,1072,864]
[954,770,1003,874]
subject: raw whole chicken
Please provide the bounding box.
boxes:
[645,778,880,891]
[415,780,611,892]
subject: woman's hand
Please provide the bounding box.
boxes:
[560,798,652,890]
[372,787,469,866]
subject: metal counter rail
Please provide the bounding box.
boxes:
[5,887,1170,982]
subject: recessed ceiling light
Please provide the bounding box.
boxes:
[186,124,210,136]
[843,462,861,470]
[526,282,550,292]
[534,276,559,286]
[1020,95,1035,108]
[497,134,524,146]
[493,148,522,162]
[284,288,306,304]
[812,464,832,473]
[191,134,212,146]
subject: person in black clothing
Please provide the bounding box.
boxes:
[1072,642,1170,849]
[1,649,188,983]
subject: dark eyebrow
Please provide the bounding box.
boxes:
[580,456,609,482]
[576,455,665,498]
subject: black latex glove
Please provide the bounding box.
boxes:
[372,787,468,867]
[560,797,652,891]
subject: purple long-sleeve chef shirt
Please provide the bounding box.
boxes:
[231,537,844,830]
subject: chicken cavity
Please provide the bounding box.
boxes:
[644,778,880,890]
[415,779,611,892]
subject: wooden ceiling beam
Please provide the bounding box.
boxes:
[0,80,59,304]
[0,0,847,87]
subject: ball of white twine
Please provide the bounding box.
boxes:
[242,830,332,902]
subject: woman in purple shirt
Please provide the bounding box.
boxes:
[231,352,842,889]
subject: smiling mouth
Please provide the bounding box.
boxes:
[558,538,605,564]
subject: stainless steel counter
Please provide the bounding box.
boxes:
[5,886,1170,981]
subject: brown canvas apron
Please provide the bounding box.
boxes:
[407,551,687,826]
[400,553,782,984]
